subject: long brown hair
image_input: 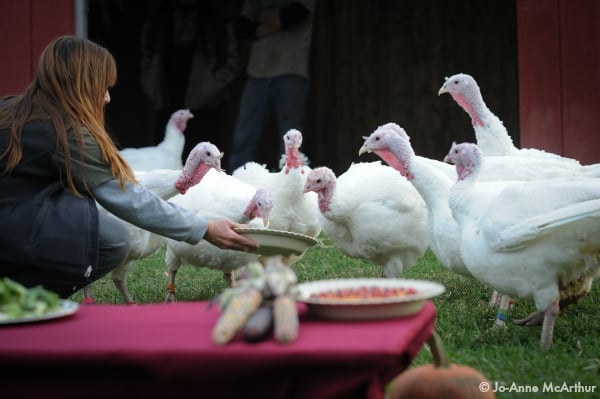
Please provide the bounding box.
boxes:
[0,35,136,195]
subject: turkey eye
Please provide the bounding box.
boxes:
[454,80,459,84]
[316,178,322,183]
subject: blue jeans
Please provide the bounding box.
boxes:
[228,75,309,171]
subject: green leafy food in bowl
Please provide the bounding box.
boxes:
[0,278,60,320]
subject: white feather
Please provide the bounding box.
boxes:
[163,168,274,301]
[439,73,600,177]
[304,162,428,278]
[120,109,193,171]
[446,142,600,347]
[232,129,321,238]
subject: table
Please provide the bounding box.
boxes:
[0,300,435,399]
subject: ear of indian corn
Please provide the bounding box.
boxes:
[273,294,299,343]
[212,288,263,345]
[243,302,274,342]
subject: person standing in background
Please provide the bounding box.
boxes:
[139,0,240,162]
[228,0,316,172]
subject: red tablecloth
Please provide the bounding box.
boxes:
[0,300,435,399]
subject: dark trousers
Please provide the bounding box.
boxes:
[228,75,309,171]
[3,210,130,298]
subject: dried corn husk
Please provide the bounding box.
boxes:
[212,288,263,345]
[243,302,274,342]
[273,294,299,344]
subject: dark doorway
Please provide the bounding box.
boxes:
[88,0,518,174]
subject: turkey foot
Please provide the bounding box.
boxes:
[517,301,560,348]
[113,277,136,305]
[515,296,578,327]
[514,310,545,326]
[540,301,560,349]
[488,290,500,308]
[82,284,95,304]
[492,294,513,329]
[165,270,177,303]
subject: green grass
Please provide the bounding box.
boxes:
[71,236,600,399]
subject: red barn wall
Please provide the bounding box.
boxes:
[0,0,74,96]
[518,0,600,165]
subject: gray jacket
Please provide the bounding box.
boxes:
[0,119,205,281]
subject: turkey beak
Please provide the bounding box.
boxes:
[443,155,452,164]
[209,156,222,173]
[358,144,370,156]
[211,161,222,173]
[263,218,270,228]
[438,86,448,96]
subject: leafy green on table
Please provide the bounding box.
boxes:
[0,278,60,320]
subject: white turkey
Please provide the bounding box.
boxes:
[360,123,600,327]
[438,73,600,177]
[360,125,467,278]
[120,108,193,171]
[362,122,589,182]
[83,141,222,304]
[445,141,600,348]
[359,122,597,270]
[360,123,520,327]
[303,162,428,278]
[232,129,321,238]
[163,168,274,302]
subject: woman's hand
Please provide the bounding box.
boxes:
[204,219,259,252]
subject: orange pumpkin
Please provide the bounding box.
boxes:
[388,332,496,399]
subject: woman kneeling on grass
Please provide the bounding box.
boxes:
[0,35,257,298]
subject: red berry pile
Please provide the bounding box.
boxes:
[310,286,417,301]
